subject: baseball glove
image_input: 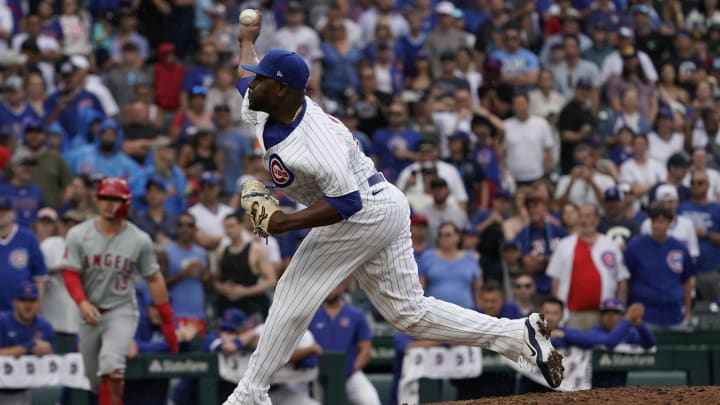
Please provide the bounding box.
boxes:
[241,179,280,238]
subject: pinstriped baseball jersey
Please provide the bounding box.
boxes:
[241,95,377,208]
[62,219,158,309]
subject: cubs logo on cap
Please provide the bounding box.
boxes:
[269,153,294,187]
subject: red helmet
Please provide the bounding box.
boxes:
[96,177,131,218]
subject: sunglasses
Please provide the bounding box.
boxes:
[691,180,707,186]
[513,283,533,289]
[177,222,195,228]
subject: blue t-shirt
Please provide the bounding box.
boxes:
[516,222,567,294]
[418,250,481,309]
[319,41,362,101]
[0,226,46,310]
[181,66,214,92]
[308,302,372,378]
[133,164,188,216]
[165,243,208,319]
[678,201,720,274]
[625,235,695,326]
[562,319,656,350]
[0,311,55,349]
[0,103,39,140]
[371,127,421,183]
[473,145,501,187]
[44,89,105,140]
[475,302,524,320]
[490,47,539,92]
[0,182,43,228]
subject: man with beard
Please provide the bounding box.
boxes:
[69,119,142,183]
[308,280,381,405]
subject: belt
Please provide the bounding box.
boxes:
[368,172,386,187]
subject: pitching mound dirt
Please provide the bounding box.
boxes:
[429,385,720,404]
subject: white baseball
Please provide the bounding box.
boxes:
[239,9,259,26]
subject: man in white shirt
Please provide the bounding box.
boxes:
[271,2,323,93]
[503,93,554,185]
[396,139,469,210]
[555,144,615,207]
[640,184,700,260]
[647,108,685,165]
[620,133,667,202]
[189,172,235,250]
[599,26,658,84]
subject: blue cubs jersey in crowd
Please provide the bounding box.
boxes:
[516,221,567,294]
[677,201,720,274]
[0,103,39,139]
[624,235,694,326]
[0,182,43,228]
[309,301,372,378]
[0,311,55,349]
[561,319,656,350]
[44,89,105,139]
[0,226,47,311]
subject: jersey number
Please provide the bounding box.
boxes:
[114,273,130,292]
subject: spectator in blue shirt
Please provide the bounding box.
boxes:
[69,119,142,186]
[309,279,381,405]
[320,21,363,104]
[44,60,105,141]
[0,150,44,228]
[625,205,695,329]
[161,213,211,335]
[214,105,251,195]
[517,193,568,297]
[0,75,40,142]
[180,43,218,109]
[419,222,483,309]
[476,281,524,319]
[677,170,720,302]
[490,22,540,91]
[371,101,421,183]
[0,282,55,404]
[131,176,178,245]
[136,137,187,216]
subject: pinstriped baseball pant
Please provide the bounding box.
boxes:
[224,185,526,405]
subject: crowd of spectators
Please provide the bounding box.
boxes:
[2,0,720,402]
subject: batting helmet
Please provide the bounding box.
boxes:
[96,177,131,218]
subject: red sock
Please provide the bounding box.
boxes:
[98,380,112,405]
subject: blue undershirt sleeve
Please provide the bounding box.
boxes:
[323,191,363,219]
[236,76,254,97]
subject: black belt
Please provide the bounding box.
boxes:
[368,172,386,187]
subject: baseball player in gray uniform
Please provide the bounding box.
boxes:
[62,178,178,405]
[226,15,564,405]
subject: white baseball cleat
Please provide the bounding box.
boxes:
[522,313,564,388]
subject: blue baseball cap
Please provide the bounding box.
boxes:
[199,171,220,186]
[448,131,470,142]
[15,282,39,300]
[219,308,247,331]
[241,49,309,89]
[145,175,167,191]
[600,297,626,313]
[604,186,623,201]
[190,85,207,96]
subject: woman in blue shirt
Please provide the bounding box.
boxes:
[419,222,482,309]
[320,21,363,104]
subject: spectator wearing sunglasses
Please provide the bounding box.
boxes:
[511,273,539,316]
[159,212,211,335]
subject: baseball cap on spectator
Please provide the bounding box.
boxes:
[620,45,637,58]
[152,136,173,150]
[494,189,513,200]
[15,282,39,301]
[525,192,546,206]
[631,4,650,16]
[2,75,23,91]
[71,55,90,70]
[435,1,455,16]
[37,207,58,222]
[618,26,634,38]
[417,138,438,152]
[145,175,167,191]
[655,184,678,202]
[117,6,135,18]
[0,198,12,211]
[667,152,690,168]
[199,172,220,186]
[592,20,610,31]
[676,28,691,38]
[453,8,464,19]
[10,149,37,167]
[430,178,448,189]
[213,104,231,113]
[448,131,470,142]
[410,213,429,226]
[462,225,479,237]
[219,308,247,331]
[157,42,175,56]
[575,77,593,89]
[23,119,44,133]
[657,106,674,119]
[604,186,624,201]
[501,240,521,250]
[58,60,77,76]
[440,50,457,62]
[560,8,582,22]
[241,49,309,89]
[62,209,85,223]
[287,1,302,12]
[600,297,626,313]
[190,85,208,96]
